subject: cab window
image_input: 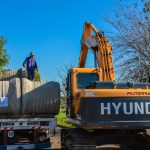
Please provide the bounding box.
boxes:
[77,73,99,89]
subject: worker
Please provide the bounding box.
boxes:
[23,52,38,80]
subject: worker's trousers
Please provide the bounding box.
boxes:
[27,69,35,81]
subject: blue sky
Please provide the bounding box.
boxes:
[0,0,119,81]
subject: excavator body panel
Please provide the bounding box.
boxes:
[66,68,150,129]
[76,97,150,129]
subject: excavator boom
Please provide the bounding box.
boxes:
[78,21,115,81]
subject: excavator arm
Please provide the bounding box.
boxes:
[78,21,115,81]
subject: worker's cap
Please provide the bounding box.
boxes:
[30,52,34,56]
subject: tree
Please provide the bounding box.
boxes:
[57,63,75,98]
[0,36,9,70]
[34,69,41,81]
[106,0,150,82]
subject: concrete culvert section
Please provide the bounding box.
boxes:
[0,78,21,115]
[21,78,60,116]
[0,77,60,117]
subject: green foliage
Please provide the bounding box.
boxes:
[0,69,9,80]
[0,68,7,72]
[56,98,76,128]
[0,36,9,69]
[34,69,41,81]
[56,108,76,128]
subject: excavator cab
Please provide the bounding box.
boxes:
[66,68,101,118]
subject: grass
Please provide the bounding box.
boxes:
[56,108,76,128]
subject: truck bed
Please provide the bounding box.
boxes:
[0,117,57,149]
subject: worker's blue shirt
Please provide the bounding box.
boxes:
[23,57,38,71]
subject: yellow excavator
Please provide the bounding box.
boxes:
[62,22,150,150]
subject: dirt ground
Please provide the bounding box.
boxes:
[50,128,121,150]
[50,134,61,149]
[50,135,120,149]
